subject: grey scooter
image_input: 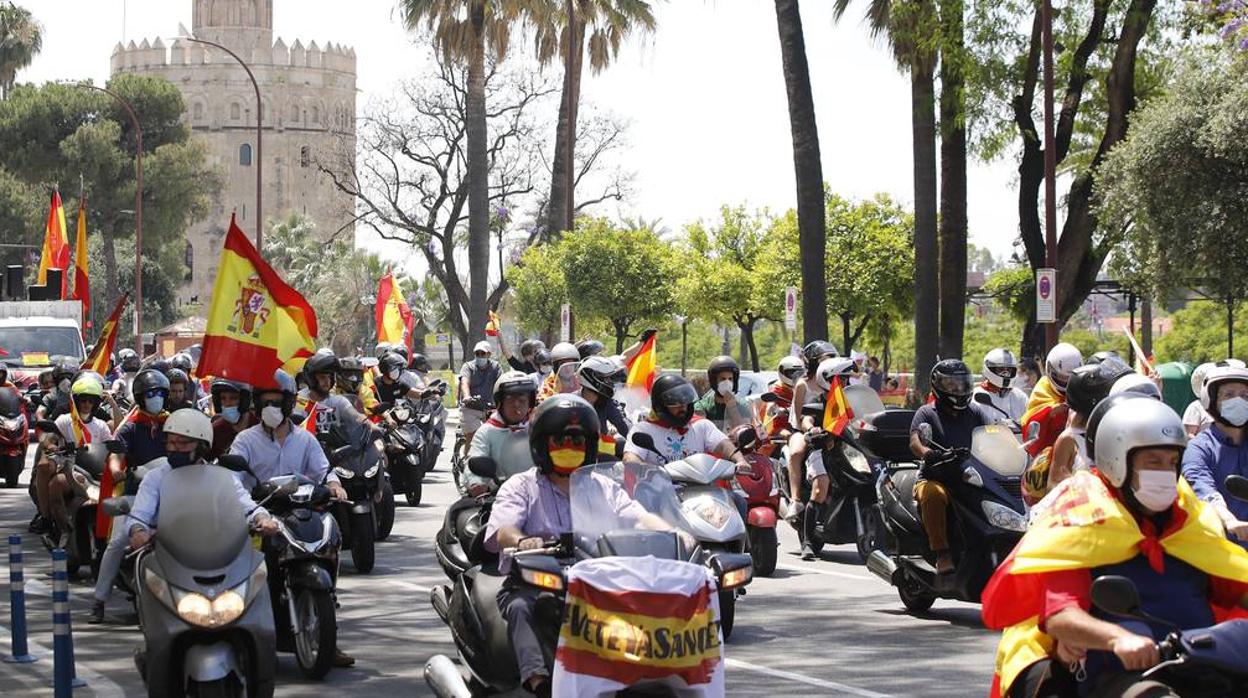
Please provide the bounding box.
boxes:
[107,458,277,698]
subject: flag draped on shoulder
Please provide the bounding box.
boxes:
[199,215,318,386]
[72,194,90,324]
[37,188,70,299]
[553,556,725,698]
[822,376,853,436]
[375,272,414,350]
[625,334,658,392]
[981,471,1248,697]
[83,294,128,376]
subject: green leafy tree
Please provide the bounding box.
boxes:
[559,217,674,351]
[1156,301,1248,364]
[510,242,569,339]
[0,2,41,99]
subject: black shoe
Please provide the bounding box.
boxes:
[801,543,816,561]
[333,648,355,668]
[30,515,51,534]
[88,600,105,624]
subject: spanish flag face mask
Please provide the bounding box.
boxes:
[548,432,589,476]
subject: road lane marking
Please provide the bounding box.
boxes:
[725,658,891,697]
[0,622,127,698]
[390,580,433,593]
[774,563,871,581]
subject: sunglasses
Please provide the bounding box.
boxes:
[256,399,284,409]
[548,433,587,448]
[141,388,169,399]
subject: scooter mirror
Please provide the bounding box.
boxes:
[630,431,658,454]
[758,392,779,404]
[973,392,993,407]
[735,429,758,451]
[216,454,252,474]
[101,497,132,517]
[290,410,307,426]
[104,439,127,455]
[1226,474,1248,503]
[800,402,824,418]
[1090,575,1143,619]
[467,456,498,480]
[35,419,58,434]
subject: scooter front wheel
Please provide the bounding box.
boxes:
[293,588,337,680]
[405,480,423,507]
[350,514,377,573]
[377,483,396,540]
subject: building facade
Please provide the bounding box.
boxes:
[111,0,357,303]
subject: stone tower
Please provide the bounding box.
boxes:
[111,0,357,305]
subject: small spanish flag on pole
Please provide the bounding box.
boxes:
[485,309,501,337]
[822,376,854,436]
[83,294,128,376]
[37,188,70,299]
[375,272,414,350]
[71,185,91,326]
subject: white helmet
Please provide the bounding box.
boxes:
[777,356,806,387]
[1092,398,1186,488]
[1191,362,1216,399]
[1109,372,1162,401]
[814,357,856,391]
[163,408,214,448]
[982,348,1019,389]
[550,342,579,364]
[1201,365,1248,414]
[1045,342,1083,393]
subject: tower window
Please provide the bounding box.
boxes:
[300,146,311,168]
[240,143,252,166]
[184,241,194,281]
[193,102,204,121]
[312,106,319,124]
[230,102,241,121]
[291,104,299,122]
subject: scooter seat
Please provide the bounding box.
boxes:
[883,466,924,535]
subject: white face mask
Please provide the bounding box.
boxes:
[1133,470,1178,513]
[717,379,734,397]
[387,369,401,381]
[1219,396,1248,427]
[261,405,285,429]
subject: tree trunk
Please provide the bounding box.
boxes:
[465,0,490,350]
[911,53,940,398]
[1140,296,1152,356]
[938,0,968,359]
[544,9,586,239]
[738,318,760,371]
[613,319,630,354]
[774,0,828,343]
[840,313,852,356]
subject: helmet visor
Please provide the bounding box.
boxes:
[657,383,698,407]
[988,366,1018,381]
[780,365,806,381]
[933,373,972,397]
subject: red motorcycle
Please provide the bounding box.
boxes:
[730,424,781,576]
[0,387,29,488]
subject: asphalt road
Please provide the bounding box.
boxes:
[0,414,1003,697]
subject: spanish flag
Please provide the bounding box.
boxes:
[375,272,414,350]
[198,215,318,386]
[625,333,658,392]
[822,376,853,436]
[485,309,501,337]
[83,294,128,376]
[982,471,1248,697]
[67,390,90,448]
[71,194,90,325]
[37,188,70,299]
[1020,376,1065,457]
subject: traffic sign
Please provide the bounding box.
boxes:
[560,303,571,342]
[784,287,797,331]
[1036,268,1056,324]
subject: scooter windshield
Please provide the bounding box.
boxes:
[844,384,886,424]
[155,463,249,571]
[971,425,1028,477]
[569,463,685,548]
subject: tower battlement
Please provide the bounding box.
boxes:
[110,36,356,75]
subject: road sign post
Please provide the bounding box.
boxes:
[1036,268,1056,325]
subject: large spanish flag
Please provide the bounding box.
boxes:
[374,272,413,350]
[981,471,1248,697]
[71,195,90,325]
[83,294,127,376]
[199,215,318,386]
[625,333,658,392]
[37,188,70,299]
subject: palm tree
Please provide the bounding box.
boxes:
[834,0,939,398]
[937,0,966,359]
[399,0,520,349]
[527,0,657,238]
[0,2,42,99]
[773,0,828,343]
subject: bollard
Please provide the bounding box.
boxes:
[4,535,37,663]
[50,549,86,695]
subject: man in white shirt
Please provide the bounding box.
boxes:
[622,374,748,469]
[974,348,1029,422]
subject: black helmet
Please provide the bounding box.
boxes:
[707,355,740,394]
[519,339,544,358]
[802,340,839,374]
[118,348,140,373]
[132,369,171,411]
[1066,360,1132,415]
[147,357,171,376]
[336,357,366,394]
[578,356,627,399]
[576,339,605,360]
[1087,351,1122,366]
[931,359,974,410]
[210,378,252,413]
[391,344,410,362]
[529,393,600,475]
[305,351,339,377]
[650,374,699,428]
[170,352,194,374]
[533,348,552,371]
[378,352,406,377]
[254,369,298,415]
[409,353,432,373]
[166,368,191,389]
[52,361,77,383]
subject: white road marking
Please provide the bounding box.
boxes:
[389,580,433,593]
[774,563,871,581]
[726,658,892,697]
[0,622,127,698]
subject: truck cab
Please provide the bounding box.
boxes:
[0,302,86,389]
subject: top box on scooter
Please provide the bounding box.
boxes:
[857,410,917,463]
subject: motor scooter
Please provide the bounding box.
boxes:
[0,386,28,488]
[105,458,277,698]
[382,379,446,507]
[34,420,121,577]
[727,425,780,576]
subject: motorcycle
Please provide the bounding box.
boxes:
[103,458,277,698]
[251,471,343,679]
[627,433,750,639]
[451,397,493,495]
[0,387,28,488]
[35,420,122,577]
[382,379,447,507]
[862,418,1028,612]
[424,461,752,697]
[727,426,780,577]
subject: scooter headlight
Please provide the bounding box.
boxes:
[334,466,355,480]
[685,496,731,530]
[719,566,753,591]
[519,568,565,591]
[962,467,984,488]
[174,588,246,628]
[982,501,1027,532]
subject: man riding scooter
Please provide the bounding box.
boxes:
[34,376,116,540]
[463,371,538,495]
[694,356,753,432]
[794,357,860,560]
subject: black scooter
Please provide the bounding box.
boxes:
[323,425,385,574]
[382,379,447,507]
[434,457,499,581]
[862,415,1028,612]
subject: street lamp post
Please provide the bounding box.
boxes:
[180,35,264,249]
[1041,0,1059,353]
[76,83,144,354]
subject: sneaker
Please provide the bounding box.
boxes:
[801,543,816,561]
[332,648,355,668]
[29,515,51,534]
[88,600,105,625]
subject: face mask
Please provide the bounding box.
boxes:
[58,379,70,392]
[77,408,93,423]
[717,379,734,397]
[167,452,194,469]
[1219,396,1248,427]
[221,406,241,424]
[558,363,577,381]
[1133,469,1178,513]
[474,357,489,368]
[387,369,401,381]
[549,446,587,475]
[144,396,165,414]
[261,405,285,429]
